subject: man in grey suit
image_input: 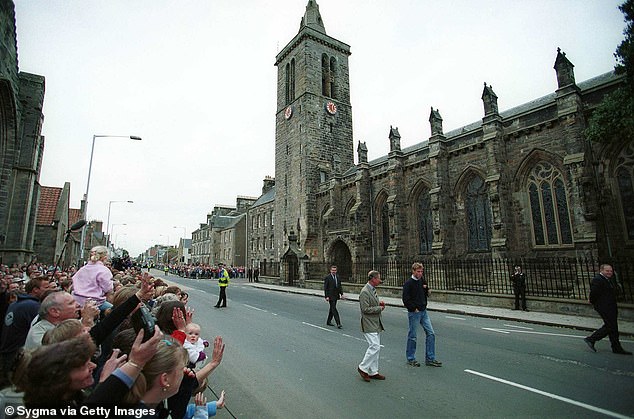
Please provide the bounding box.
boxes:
[357,270,386,382]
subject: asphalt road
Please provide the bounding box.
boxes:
[160,273,634,419]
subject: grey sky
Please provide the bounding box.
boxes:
[13,0,626,257]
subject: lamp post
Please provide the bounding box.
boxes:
[79,134,142,263]
[109,223,127,253]
[106,200,133,251]
[113,233,127,256]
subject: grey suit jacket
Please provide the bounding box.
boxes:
[359,283,384,333]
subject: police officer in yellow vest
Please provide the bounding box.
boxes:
[214,264,230,308]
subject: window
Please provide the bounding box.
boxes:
[329,56,337,99]
[321,54,330,97]
[381,201,390,253]
[290,58,295,102]
[284,58,296,105]
[418,190,433,253]
[466,176,492,251]
[271,210,275,226]
[527,162,573,246]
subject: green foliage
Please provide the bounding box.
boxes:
[585,89,634,143]
[615,0,634,87]
[586,0,634,144]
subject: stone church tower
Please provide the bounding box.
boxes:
[274,0,353,259]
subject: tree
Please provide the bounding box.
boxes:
[585,0,634,144]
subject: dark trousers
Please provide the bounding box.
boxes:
[588,307,621,349]
[513,286,527,310]
[0,351,16,388]
[215,287,227,307]
[327,299,341,326]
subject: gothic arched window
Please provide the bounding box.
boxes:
[321,54,331,97]
[527,162,573,246]
[285,63,290,104]
[466,176,491,251]
[418,190,433,254]
[329,56,337,99]
[381,201,390,253]
[290,58,296,102]
[615,143,634,241]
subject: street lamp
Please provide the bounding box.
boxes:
[109,223,127,252]
[79,134,142,263]
[106,200,133,250]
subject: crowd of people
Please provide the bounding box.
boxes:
[159,264,260,282]
[0,245,226,418]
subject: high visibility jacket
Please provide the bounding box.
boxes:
[218,269,230,287]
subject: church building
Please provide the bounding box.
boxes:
[242,0,633,282]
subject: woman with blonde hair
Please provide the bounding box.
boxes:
[72,245,114,313]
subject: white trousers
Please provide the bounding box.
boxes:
[359,332,381,376]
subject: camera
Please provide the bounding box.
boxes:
[140,305,156,341]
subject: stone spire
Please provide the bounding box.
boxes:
[299,0,326,34]
[554,47,576,88]
[429,107,443,136]
[481,82,499,116]
[357,141,368,164]
[389,126,401,152]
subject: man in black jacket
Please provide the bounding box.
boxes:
[402,262,442,367]
[584,264,631,355]
[324,265,343,328]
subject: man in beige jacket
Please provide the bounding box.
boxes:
[357,270,386,382]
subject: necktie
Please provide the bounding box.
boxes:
[333,274,337,287]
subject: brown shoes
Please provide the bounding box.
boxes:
[357,367,370,382]
[369,373,386,380]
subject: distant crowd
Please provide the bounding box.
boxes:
[160,264,259,282]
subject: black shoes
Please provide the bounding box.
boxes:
[613,348,632,355]
[425,360,443,367]
[326,322,334,326]
[337,325,342,329]
[584,337,596,352]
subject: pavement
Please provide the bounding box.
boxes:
[242,281,634,337]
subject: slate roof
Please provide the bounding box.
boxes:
[252,186,275,207]
[37,186,62,226]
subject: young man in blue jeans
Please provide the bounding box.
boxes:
[402,262,442,367]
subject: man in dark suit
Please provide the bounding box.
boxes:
[324,265,344,328]
[584,264,631,355]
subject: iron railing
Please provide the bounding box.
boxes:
[285,257,634,303]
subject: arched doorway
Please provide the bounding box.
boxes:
[330,240,352,282]
[284,254,299,286]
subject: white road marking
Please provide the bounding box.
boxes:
[464,369,631,419]
[503,324,534,329]
[445,316,466,320]
[242,304,278,315]
[482,327,583,338]
[301,322,383,346]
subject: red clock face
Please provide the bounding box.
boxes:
[326,101,337,115]
[284,106,293,120]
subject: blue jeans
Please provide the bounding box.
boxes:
[406,310,436,362]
